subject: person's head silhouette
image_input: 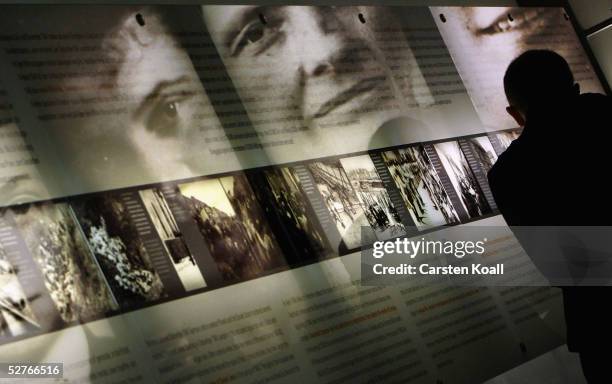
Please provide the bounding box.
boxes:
[504,50,580,126]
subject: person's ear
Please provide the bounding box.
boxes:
[506,106,526,127]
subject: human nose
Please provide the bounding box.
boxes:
[294,7,347,78]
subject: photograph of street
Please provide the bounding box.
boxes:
[248,167,333,266]
[383,146,460,229]
[139,188,207,292]
[434,141,492,219]
[308,160,376,250]
[466,136,498,174]
[339,155,406,240]
[177,176,286,282]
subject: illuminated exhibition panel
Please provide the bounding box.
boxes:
[0,5,607,384]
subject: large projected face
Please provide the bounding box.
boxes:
[202,6,426,159]
[110,10,219,181]
[34,7,225,188]
[433,7,604,129]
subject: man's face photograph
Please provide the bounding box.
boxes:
[201,6,431,161]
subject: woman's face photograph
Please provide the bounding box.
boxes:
[25,7,231,191]
[111,9,223,183]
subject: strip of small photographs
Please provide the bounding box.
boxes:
[70,194,167,309]
[382,146,460,230]
[175,174,287,283]
[247,167,333,267]
[0,131,507,345]
[139,188,207,292]
[434,141,492,219]
[11,203,118,323]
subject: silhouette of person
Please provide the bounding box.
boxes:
[488,50,612,383]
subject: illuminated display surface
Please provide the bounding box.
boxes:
[0,5,607,384]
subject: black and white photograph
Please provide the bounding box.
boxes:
[495,130,522,153]
[434,141,492,219]
[219,174,287,274]
[0,6,239,197]
[177,176,286,282]
[71,195,166,309]
[248,168,333,267]
[0,243,39,338]
[382,147,460,230]
[467,136,498,174]
[139,189,207,292]
[201,5,437,162]
[308,160,376,251]
[11,203,118,323]
[339,155,406,240]
[432,6,605,130]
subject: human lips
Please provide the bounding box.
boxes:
[478,8,555,35]
[312,75,388,119]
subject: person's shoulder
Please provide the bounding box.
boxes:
[496,137,524,164]
[579,92,609,101]
[487,139,522,184]
[578,92,611,112]
[575,93,611,140]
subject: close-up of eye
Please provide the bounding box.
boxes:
[145,99,183,137]
[160,100,179,119]
[230,16,283,57]
[244,22,265,45]
[231,21,265,55]
[133,77,196,139]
